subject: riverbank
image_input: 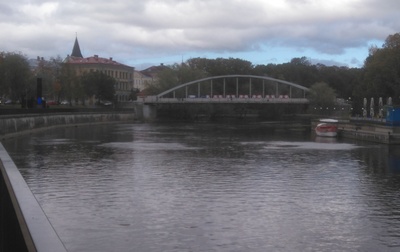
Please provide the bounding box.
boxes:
[312,118,400,144]
[0,109,135,139]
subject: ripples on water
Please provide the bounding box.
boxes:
[3,123,400,252]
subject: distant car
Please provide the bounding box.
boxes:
[100,100,112,106]
[47,100,58,105]
[4,99,13,105]
[60,100,69,105]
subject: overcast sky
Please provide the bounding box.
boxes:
[1,0,399,70]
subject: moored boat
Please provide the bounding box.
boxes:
[315,119,338,137]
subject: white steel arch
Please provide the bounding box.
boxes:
[156,75,310,98]
[156,74,309,98]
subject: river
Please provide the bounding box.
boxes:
[2,122,400,252]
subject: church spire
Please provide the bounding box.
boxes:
[71,36,83,58]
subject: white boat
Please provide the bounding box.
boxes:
[315,119,338,137]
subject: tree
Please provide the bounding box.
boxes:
[34,56,65,102]
[363,32,400,103]
[149,58,254,96]
[316,64,362,100]
[0,52,32,104]
[186,57,253,76]
[59,62,79,105]
[145,67,178,96]
[308,82,336,109]
[383,33,400,49]
[81,71,116,103]
[129,88,139,101]
[144,62,208,96]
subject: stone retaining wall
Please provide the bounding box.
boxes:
[0,112,134,139]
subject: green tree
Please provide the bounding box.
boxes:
[129,88,139,101]
[0,52,5,96]
[363,32,400,103]
[308,82,336,109]
[34,56,65,102]
[187,57,253,76]
[316,64,362,100]
[81,71,116,103]
[145,67,178,96]
[185,58,253,95]
[145,62,208,96]
[0,52,32,104]
[59,62,79,105]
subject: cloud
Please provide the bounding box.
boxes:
[1,0,399,67]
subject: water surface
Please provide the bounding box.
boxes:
[3,123,400,251]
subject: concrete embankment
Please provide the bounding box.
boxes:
[1,143,68,251]
[338,119,400,144]
[0,110,135,139]
[312,118,400,144]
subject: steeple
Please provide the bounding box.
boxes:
[71,36,83,58]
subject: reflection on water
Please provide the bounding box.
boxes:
[3,122,400,252]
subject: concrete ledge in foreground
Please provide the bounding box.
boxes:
[0,143,67,252]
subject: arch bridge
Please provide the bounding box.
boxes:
[144,75,310,104]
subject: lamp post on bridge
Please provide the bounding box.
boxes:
[262,80,265,98]
[236,78,239,98]
[211,80,213,98]
[223,78,226,97]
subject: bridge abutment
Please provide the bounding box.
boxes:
[134,103,157,122]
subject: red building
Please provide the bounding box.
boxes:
[65,37,135,103]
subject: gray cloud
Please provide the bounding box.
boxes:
[1,0,399,67]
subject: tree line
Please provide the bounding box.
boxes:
[1,32,399,111]
[147,32,400,114]
[0,54,116,107]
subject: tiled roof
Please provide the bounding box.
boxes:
[135,70,152,78]
[66,37,133,69]
[140,64,169,77]
[66,55,131,68]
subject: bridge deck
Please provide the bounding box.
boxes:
[142,96,309,104]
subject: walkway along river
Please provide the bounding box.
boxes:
[2,122,400,251]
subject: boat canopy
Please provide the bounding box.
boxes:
[319,119,338,123]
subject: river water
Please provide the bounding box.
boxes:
[2,122,400,252]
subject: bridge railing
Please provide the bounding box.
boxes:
[140,96,309,104]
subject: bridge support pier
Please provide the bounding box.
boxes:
[143,104,157,121]
[134,103,157,122]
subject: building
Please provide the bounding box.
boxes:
[65,37,135,103]
[135,63,170,96]
[133,70,152,92]
[140,63,169,80]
